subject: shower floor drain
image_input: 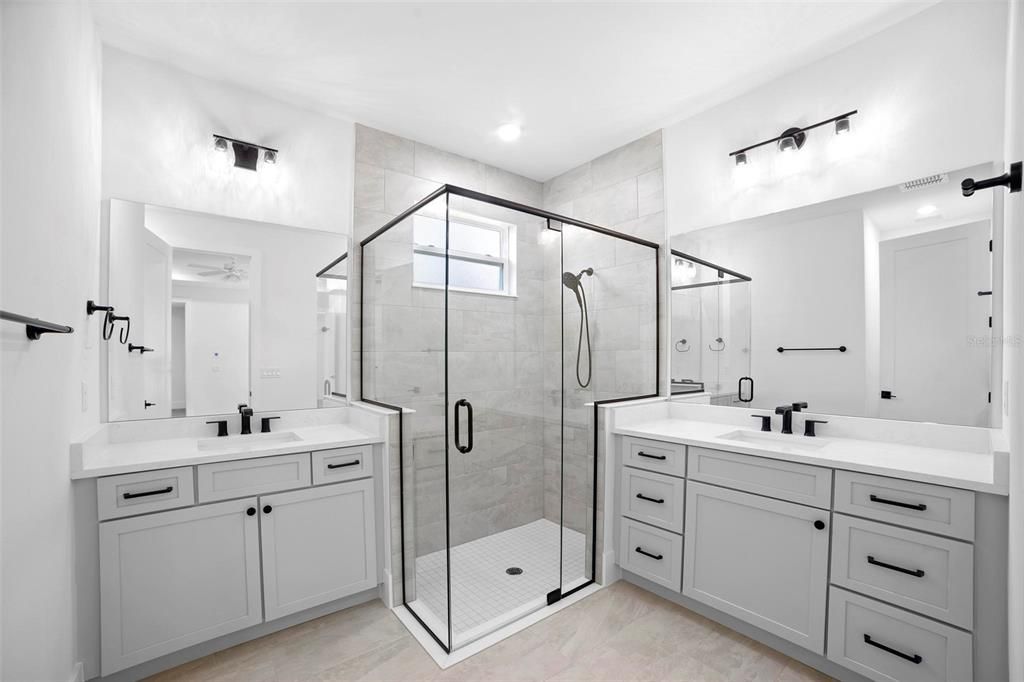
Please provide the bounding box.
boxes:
[506,567,523,575]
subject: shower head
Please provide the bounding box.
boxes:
[561,268,593,306]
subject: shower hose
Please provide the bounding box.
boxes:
[576,284,592,389]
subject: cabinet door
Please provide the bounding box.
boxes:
[260,478,377,620]
[100,497,262,675]
[683,481,829,654]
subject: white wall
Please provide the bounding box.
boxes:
[102,46,355,235]
[0,2,101,680]
[664,1,1008,233]
[1003,1,1024,678]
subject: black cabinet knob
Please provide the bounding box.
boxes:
[263,505,272,514]
[814,520,826,530]
[246,507,256,516]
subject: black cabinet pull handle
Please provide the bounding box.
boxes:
[863,634,922,664]
[635,546,663,560]
[246,507,256,516]
[123,486,173,499]
[636,493,665,504]
[263,505,272,514]
[327,460,360,469]
[869,494,927,511]
[637,451,667,460]
[867,555,925,577]
[454,398,473,454]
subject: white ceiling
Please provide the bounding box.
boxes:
[91,1,933,181]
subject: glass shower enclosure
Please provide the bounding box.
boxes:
[360,185,659,653]
[670,250,752,404]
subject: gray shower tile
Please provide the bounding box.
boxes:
[355,124,415,174]
[572,178,638,227]
[589,130,662,191]
[543,161,593,209]
[414,142,487,189]
[354,163,386,211]
[485,165,543,205]
[637,167,664,216]
[384,170,442,215]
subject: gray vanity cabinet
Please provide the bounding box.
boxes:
[682,480,830,654]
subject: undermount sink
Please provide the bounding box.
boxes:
[197,431,303,452]
[717,429,829,451]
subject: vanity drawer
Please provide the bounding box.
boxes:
[834,471,975,541]
[827,587,972,682]
[312,445,374,485]
[621,467,685,533]
[621,436,686,478]
[687,447,832,509]
[831,514,973,629]
[197,454,311,503]
[618,517,682,591]
[97,467,196,521]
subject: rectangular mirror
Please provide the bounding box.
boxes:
[670,162,1002,427]
[104,199,348,421]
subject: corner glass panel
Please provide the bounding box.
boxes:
[362,194,450,651]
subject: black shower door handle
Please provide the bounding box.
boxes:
[455,398,473,454]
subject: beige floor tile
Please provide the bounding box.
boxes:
[147,582,836,682]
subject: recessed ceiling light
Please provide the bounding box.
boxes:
[496,123,521,142]
[916,204,938,217]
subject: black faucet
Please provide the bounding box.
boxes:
[238,403,254,435]
[775,405,795,434]
[775,402,809,434]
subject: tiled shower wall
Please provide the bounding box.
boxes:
[541,131,665,579]
[351,125,547,600]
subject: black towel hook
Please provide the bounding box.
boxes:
[962,161,1021,197]
[106,312,130,344]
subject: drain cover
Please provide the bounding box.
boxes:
[506,567,523,575]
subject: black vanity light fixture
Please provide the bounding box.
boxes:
[212,134,279,172]
[729,110,858,166]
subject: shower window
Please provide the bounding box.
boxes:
[412,213,517,295]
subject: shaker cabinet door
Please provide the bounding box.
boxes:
[683,481,829,654]
[100,497,262,675]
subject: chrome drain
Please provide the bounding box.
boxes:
[506,567,523,575]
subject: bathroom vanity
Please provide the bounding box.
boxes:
[610,400,1008,682]
[70,407,389,677]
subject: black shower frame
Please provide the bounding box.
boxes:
[358,184,661,654]
[670,249,751,291]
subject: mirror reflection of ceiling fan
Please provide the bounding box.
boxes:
[187,257,248,281]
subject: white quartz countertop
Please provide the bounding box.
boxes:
[71,423,382,479]
[615,418,1008,495]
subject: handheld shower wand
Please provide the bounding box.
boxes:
[562,268,594,388]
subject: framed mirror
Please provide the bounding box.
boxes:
[670,162,1002,428]
[104,199,349,421]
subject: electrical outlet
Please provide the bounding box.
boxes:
[261,368,282,379]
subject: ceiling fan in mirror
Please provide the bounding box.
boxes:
[186,257,248,281]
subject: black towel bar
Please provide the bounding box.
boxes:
[0,310,74,340]
[777,345,847,353]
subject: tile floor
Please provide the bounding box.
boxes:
[408,519,586,645]
[149,580,835,682]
